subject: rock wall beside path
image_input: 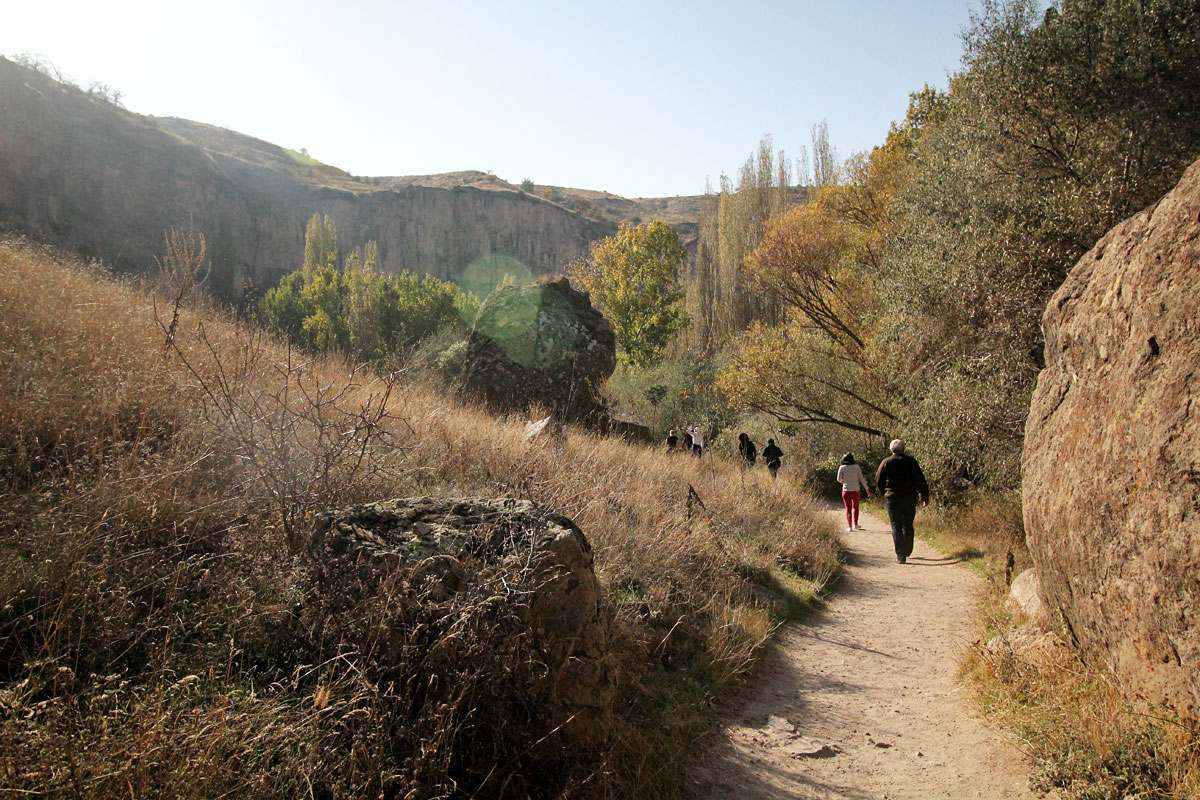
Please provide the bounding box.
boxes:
[1023,156,1200,719]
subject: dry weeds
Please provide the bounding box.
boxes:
[0,238,840,798]
[941,494,1200,800]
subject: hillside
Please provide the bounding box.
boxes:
[0,57,699,301]
[0,237,837,798]
[361,170,703,231]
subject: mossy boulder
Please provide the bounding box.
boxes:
[309,496,617,745]
[460,277,616,421]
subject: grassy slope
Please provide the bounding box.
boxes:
[0,238,840,798]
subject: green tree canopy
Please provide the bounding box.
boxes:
[874,0,1200,488]
[260,214,470,368]
[571,221,689,367]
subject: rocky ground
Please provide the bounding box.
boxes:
[690,508,1045,799]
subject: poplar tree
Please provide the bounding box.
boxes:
[571,222,688,367]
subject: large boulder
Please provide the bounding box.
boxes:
[310,497,617,745]
[460,277,616,422]
[1023,157,1200,718]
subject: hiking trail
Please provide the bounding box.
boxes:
[689,508,1045,799]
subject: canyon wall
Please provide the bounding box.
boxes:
[0,57,613,299]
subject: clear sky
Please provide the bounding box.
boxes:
[2,0,980,198]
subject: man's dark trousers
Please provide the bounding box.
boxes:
[885,496,918,561]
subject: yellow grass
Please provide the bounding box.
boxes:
[0,237,840,798]
[927,491,1200,800]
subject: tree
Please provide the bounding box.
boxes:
[685,135,795,351]
[716,320,895,436]
[571,221,688,367]
[874,0,1200,488]
[715,111,926,439]
[741,202,864,355]
[260,214,468,366]
[302,213,338,278]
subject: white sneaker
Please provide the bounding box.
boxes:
[847,526,854,532]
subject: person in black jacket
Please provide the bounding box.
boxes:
[874,439,930,564]
[737,432,757,467]
[762,439,783,479]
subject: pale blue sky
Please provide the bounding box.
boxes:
[3,1,982,197]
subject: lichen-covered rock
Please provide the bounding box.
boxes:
[460,277,616,421]
[1023,156,1200,719]
[310,496,617,743]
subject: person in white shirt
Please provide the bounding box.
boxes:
[836,452,871,531]
[690,426,705,457]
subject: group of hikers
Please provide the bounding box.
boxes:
[665,428,784,478]
[664,426,707,458]
[665,428,930,565]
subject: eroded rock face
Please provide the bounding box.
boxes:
[310,497,617,743]
[460,277,616,421]
[1023,156,1200,718]
[0,58,613,299]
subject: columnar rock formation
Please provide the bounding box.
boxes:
[0,57,612,298]
[1023,156,1200,719]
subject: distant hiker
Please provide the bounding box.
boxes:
[691,425,705,458]
[666,428,679,452]
[874,439,930,564]
[836,452,870,532]
[682,426,694,453]
[737,432,757,467]
[762,439,783,479]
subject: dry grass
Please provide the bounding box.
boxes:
[930,492,1200,800]
[913,490,1029,580]
[0,237,840,798]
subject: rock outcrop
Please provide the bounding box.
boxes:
[0,58,613,299]
[310,496,617,745]
[1023,156,1200,718]
[460,277,616,422]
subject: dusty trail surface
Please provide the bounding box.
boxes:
[690,508,1043,799]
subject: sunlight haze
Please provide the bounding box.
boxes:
[4,0,977,197]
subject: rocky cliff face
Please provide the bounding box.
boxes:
[0,58,614,299]
[1023,156,1200,719]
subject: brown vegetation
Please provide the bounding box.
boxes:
[0,238,840,798]
[917,494,1200,800]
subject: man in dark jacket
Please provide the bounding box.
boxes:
[874,438,930,564]
[762,439,783,479]
[737,432,757,467]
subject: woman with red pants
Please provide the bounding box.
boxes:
[836,453,870,532]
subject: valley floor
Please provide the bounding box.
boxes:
[689,508,1045,799]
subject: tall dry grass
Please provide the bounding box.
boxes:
[0,237,840,798]
[930,492,1200,799]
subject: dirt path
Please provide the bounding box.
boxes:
[689,508,1044,799]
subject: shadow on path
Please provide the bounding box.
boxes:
[688,507,1041,800]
